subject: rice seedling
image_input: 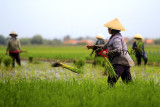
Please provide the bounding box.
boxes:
[3,56,12,67]
[73,59,86,68]
[52,62,83,74]
[28,56,33,63]
[104,57,117,78]
[93,57,105,66]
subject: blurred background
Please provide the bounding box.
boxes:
[0,0,160,45]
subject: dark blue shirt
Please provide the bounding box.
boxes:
[132,41,145,56]
[95,39,105,45]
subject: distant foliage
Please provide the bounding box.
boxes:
[154,39,160,44]
[31,35,43,44]
[0,35,6,45]
[20,38,31,45]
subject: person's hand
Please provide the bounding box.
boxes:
[86,45,94,49]
[102,51,107,55]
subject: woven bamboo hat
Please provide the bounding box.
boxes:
[9,31,18,36]
[104,18,125,31]
[134,34,143,39]
[96,34,104,39]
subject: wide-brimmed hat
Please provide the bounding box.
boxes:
[134,34,143,39]
[104,18,125,31]
[9,31,18,36]
[96,34,104,39]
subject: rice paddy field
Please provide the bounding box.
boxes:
[0,45,160,62]
[0,45,160,107]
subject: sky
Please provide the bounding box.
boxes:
[0,0,160,40]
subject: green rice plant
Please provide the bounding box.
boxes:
[73,59,86,68]
[3,56,13,67]
[0,78,160,107]
[28,56,33,63]
[0,45,160,63]
[52,62,83,74]
[104,57,117,78]
[33,61,41,64]
[85,56,94,60]
[93,57,105,66]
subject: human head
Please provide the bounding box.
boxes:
[108,28,120,35]
[134,34,143,40]
[9,31,18,38]
[96,34,104,39]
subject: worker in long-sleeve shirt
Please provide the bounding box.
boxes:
[6,31,22,67]
[87,18,134,86]
[132,34,148,65]
[90,34,105,65]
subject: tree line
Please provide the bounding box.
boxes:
[0,35,62,45]
[1,34,160,45]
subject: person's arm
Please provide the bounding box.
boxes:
[132,41,137,50]
[108,37,122,56]
[86,45,104,49]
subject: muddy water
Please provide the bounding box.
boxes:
[1,60,160,83]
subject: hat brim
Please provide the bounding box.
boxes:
[10,34,18,36]
[134,37,142,39]
[96,36,103,39]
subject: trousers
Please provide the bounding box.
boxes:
[108,64,132,85]
[136,54,148,65]
[9,53,21,67]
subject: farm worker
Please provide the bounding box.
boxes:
[6,31,22,67]
[132,34,148,65]
[90,34,105,65]
[87,18,134,85]
[95,34,105,45]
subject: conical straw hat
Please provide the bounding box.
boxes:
[96,33,104,39]
[104,18,125,31]
[10,31,18,36]
[134,34,143,39]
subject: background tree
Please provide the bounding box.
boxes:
[154,38,160,44]
[20,38,31,45]
[31,35,43,44]
[52,39,62,45]
[0,35,6,45]
[63,35,70,41]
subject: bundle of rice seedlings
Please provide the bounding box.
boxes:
[104,57,117,78]
[73,59,85,68]
[93,57,105,66]
[52,62,83,74]
[28,56,33,63]
[3,56,13,67]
